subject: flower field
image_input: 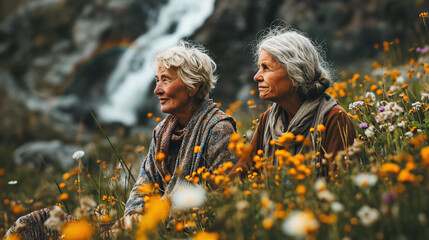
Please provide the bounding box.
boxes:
[2,15,429,240]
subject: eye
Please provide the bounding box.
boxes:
[262,64,269,70]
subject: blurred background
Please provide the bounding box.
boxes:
[0,0,428,172]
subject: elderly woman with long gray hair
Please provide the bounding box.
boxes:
[230,27,356,178]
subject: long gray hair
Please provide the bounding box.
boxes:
[255,27,332,100]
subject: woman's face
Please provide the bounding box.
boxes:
[254,50,296,103]
[154,66,193,116]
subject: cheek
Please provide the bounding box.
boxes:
[266,79,279,93]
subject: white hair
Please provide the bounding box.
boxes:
[155,41,218,100]
[256,27,332,99]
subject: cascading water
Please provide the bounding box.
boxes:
[97,0,216,126]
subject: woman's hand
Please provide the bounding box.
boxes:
[123,213,143,230]
[106,213,143,239]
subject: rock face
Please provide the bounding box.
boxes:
[193,0,429,102]
[0,0,165,127]
[0,0,428,130]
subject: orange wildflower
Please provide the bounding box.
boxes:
[59,193,69,201]
[421,146,429,168]
[11,204,24,215]
[63,173,71,181]
[398,170,415,182]
[278,132,295,144]
[379,163,400,176]
[194,232,219,240]
[175,222,184,231]
[62,220,93,240]
[138,184,154,195]
[262,218,274,229]
[230,133,240,143]
[296,185,307,195]
[156,152,166,161]
[317,124,326,132]
[3,234,20,240]
[194,146,201,154]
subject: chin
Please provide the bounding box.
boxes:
[160,107,171,114]
[259,94,269,101]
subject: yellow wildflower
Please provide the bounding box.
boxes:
[194,232,219,240]
[62,220,93,240]
[4,234,20,240]
[138,184,154,195]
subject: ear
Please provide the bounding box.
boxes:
[189,82,200,97]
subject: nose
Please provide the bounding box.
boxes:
[154,82,163,95]
[254,70,263,82]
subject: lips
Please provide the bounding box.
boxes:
[159,98,169,104]
[258,86,268,91]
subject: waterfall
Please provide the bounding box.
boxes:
[97,0,216,125]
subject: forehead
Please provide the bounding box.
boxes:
[156,66,177,77]
[258,50,281,66]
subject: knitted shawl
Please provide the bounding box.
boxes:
[125,99,235,215]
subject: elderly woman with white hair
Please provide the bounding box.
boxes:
[230,28,356,178]
[123,42,236,216]
[6,42,236,239]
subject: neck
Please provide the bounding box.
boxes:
[175,100,202,128]
[277,96,303,120]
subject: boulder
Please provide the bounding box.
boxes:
[14,140,82,170]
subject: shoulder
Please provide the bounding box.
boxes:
[324,104,356,136]
[255,107,271,132]
[260,107,271,122]
[326,104,350,122]
[208,119,235,145]
[212,119,235,132]
[208,108,237,130]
